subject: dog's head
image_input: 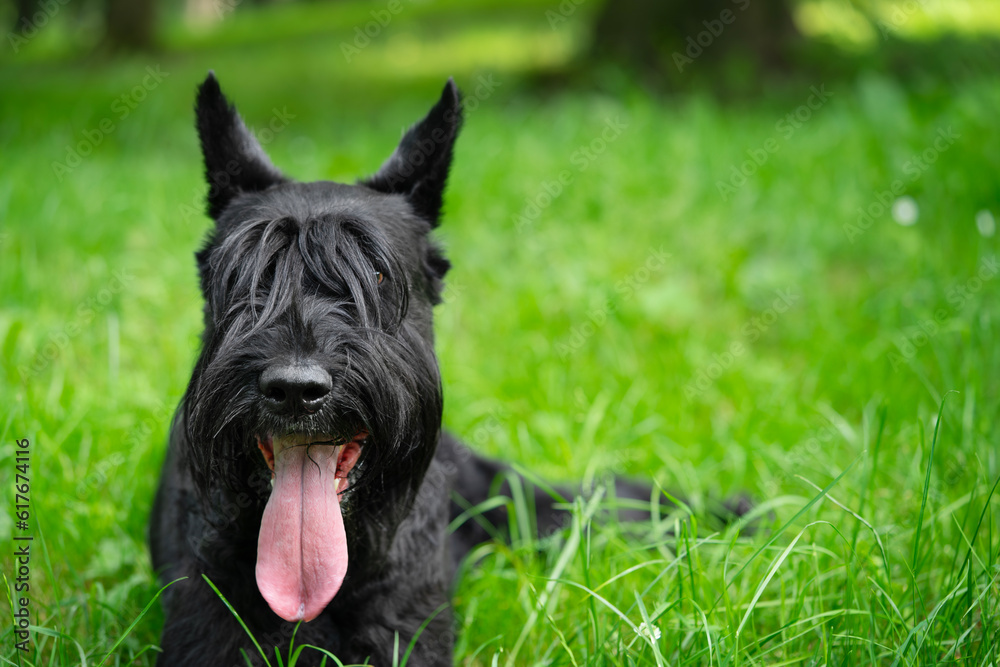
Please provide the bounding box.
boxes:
[182,73,461,622]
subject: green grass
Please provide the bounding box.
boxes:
[1,1,999,664]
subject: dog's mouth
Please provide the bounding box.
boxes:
[254,431,366,623]
[256,432,365,487]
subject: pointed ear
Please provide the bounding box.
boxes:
[362,78,463,226]
[195,72,287,220]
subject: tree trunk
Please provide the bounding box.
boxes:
[13,0,40,33]
[103,0,158,52]
[589,0,801,79]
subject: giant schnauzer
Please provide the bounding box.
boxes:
[149,72,734,665]
[150,73,592,666]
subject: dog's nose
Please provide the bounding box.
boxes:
[259,363,332,415]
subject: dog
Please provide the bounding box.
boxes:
[150,72,597,666]
[149,73,747,666]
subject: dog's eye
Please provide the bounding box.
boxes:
[375,271,385,285]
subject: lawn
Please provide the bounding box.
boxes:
[1,1,999,664]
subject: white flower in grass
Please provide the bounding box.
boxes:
[635,622,661,642]
[976,210,995,237]
[892,196,919,226]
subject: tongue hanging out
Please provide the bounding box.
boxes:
[255,434,362,622]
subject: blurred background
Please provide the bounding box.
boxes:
[1,0,999,664]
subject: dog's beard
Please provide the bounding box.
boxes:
[255,432,364,621]
[182,321,444,620]
[183,320,443,491]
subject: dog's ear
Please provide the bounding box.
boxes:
[195,72,287,220]
[362,79,463,226]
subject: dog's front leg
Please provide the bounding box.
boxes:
[155,567,277,667]
[337,602,454,667]
[330,458,456,666]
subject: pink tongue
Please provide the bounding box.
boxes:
[256,443,348,622]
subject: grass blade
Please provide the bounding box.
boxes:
[203,574,272,667]
[913,391,956,571]
[736,521,827,639]
[725,455,860,589]
[400,603,448,667]
[98,577,185,666]
[505,486,605,666]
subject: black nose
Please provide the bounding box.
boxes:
[259,363,332,415]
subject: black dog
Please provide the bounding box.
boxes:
[150,73,602,666]
[148,73,744,665]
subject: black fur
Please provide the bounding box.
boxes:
[150,75,707,666]
[195,73,289,220]
[150,74,560,666]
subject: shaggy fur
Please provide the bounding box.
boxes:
[149,74,714,666]
[149,74,566,666]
